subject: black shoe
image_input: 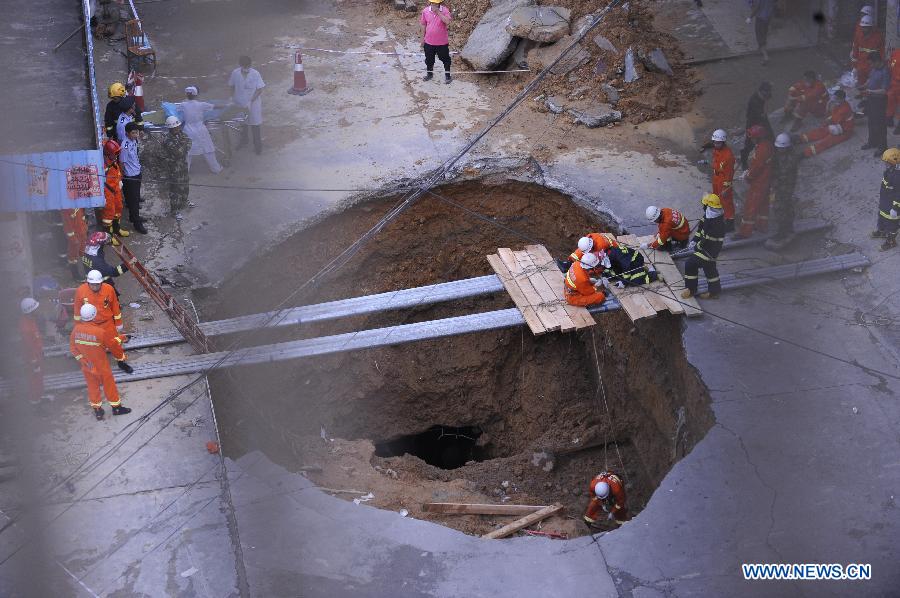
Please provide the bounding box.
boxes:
[94,407,105,421]
[117,360,133,374]
[444,74,452,84]
[871,229,888,238]
[131,221,148,234]
[423,72,433,81]
[112,405,132,416]
[861,143,875,150]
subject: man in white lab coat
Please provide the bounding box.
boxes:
[182,85,224,173]
[228,56,265,155]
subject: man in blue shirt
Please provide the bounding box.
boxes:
[862,52,889,156]
[747,0,776,65]
[120,122,148,234]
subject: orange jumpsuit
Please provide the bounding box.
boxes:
[650,208,690,248]
[61,209,88,266]
[801,101,855,157]
[886,49,900,118]
[583,472,628,524]
[19,314,44,404]
[73,282,123,338]
[711,145,736,221]
[785,79,828,119]
[564,261,606,307]
[852,26,884,87]
[738,139,774,236]
[100,159,124,227]
[70,320,126,408]
[567,232,618,263]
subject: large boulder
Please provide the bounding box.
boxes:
[526,35,590,76]
[568,103,622,128]
[505,6,571,43]
[461,0,536,71]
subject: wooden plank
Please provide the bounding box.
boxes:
[497,248,560,332]
[514,249,576,332]
[525,245,596,329]
[423,503,547,516]
[631,234,701,317]
[487,255,546,335]
[482,504,564,539]
[611,286,659,321]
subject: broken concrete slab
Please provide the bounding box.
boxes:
[506,6,571,43]
[545,95,566,114]
[512,37,535,68]
[568,103,622,128]
[526,35,590,76]
[601,83,620,105]
[624,46,640,82]
[641,48,674,76]
[593,34,618,54]
[461,0,535,71]
[571,13,598,38]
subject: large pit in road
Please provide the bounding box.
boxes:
[203,177,713,538]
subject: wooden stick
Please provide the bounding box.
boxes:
[482,504,564,539]
[53,23,85,53]
[423,503,547,516]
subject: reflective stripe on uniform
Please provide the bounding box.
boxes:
[565,271,577,290]
[694,251,714,261]
[707,277,721,283]
[683,274,698,280]
[75,340,101,346]
[880,210,900,220]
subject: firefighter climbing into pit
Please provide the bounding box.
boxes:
[682,194,725,300]
[70,303,133,421]
[872,147,900,251]
[82,232,129,290]
[583,470,628,526]
[73,270,132,375]
[564,252,607,307]
[640,205,690,251]
[558,232,618,272]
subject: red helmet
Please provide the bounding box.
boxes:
[103,139,121,157]
[748,125,768,140]
[87,231,111,246]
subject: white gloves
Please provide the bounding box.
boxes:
[639,242,649,250]
[891,209,898,218]
[828,124,843,136]
[745,17,752,24]
[614,280,625,289]
[687,240,697,251]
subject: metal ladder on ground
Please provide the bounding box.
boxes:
[112,242,215,354]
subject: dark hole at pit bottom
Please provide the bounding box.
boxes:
[374,425,487,470]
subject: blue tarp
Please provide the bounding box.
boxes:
[0,150,105,213]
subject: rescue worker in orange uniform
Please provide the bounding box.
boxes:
[100,138,130,242]
[565,232,618,263]
[61,208,88,281]
[583,471,628,526]
[73,270,132,374]
[70,303,133,420]
[851,14,883,87]
[564,252,606,307]
[782,71,828,129]
[736,125,774,239]
[800,89,855,158]
[707,129,737,231]
[18,297,44,406]
[641,206,690,251]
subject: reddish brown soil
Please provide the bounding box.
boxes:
[205,179,712,537]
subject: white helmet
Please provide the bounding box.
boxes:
[165,115,182,128]
[861,6,874,16]
[861,14,875,26]
[594,481,610,499]
[645,205,661,222]
[580,252,600,270]
[577,236,594,253]
[86,270,103,284]
[774,133,791,148]
[711,129,727,142]
[80,303,98,322]
[20,297,39,314]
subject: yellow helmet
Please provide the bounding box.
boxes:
[108,82,126,98]
[701,193,722,209]
[881,148,900,165]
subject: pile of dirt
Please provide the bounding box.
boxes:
[204,179,713,538]
[380,0,697,123]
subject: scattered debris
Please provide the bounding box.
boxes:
[180,566,199,578]
[527,35,591,76]
[592,34,618,53]
[483,504,564,539]
[601,83,620,105]
[399,508,409,517]
[523,529,568,539]
[568,103,622,128]
[624,46,639,82]
[544,95,567,114]
[353,492,375,505]
[423,502,547,515]
[128,302,141,308]
[531,450,556,472]
[506,6,571,43]
[641,48,674,76]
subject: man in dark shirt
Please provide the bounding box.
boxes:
[747,0,776,65]
[740,81,774,170]
[862,53,889,156]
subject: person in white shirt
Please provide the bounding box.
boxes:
[115,96,138,142]
[228,55,265,154]
[182,85,223,173]
[119,122,147,234]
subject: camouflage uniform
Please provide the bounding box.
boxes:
[160,129,192,213]
[769,147,801,240]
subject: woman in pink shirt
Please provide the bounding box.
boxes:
[421,0,452,84]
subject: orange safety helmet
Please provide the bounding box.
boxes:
[103,139,121,157]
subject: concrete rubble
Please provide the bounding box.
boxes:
[527,34,591,76]
[505,6,571,43]
[461,0,535,71]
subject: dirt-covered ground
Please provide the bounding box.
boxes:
[378,0,698,123]
[203,179,713,538]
